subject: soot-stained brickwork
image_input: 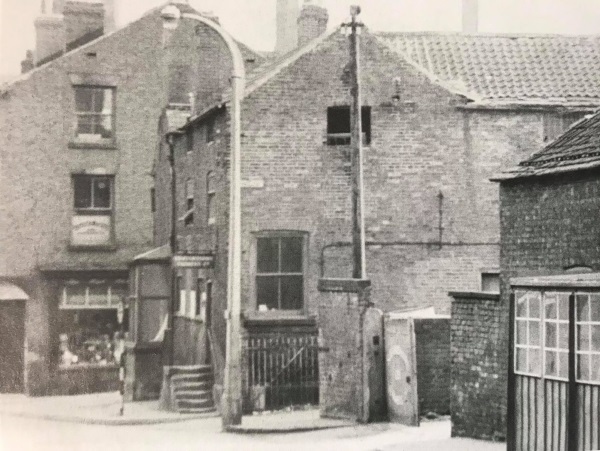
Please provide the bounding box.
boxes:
[450,291,506,441]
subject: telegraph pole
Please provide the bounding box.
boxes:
[348,6,367,279]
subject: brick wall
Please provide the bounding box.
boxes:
[414,318,450,415]
[450,291,506,441]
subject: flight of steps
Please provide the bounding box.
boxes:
[170,364,215,414]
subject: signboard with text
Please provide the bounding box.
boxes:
[70,215,112,247]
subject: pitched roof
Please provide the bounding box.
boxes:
[495,110,600,180]
[376,32,600,107]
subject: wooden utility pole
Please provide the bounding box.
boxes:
[349,5,367,279]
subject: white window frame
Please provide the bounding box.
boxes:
[514,290,543,377]
[74,86,116,143]
[576,292,600,384]
[542,291,570,381]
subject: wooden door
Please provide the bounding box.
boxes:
[0,301,25,393]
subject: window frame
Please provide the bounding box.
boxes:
[575,292,600,384]
[73,175,113,213]
[183,179,195,226]
[251,231,309,314]
[72,85,116,147]
[326,105,371,146]
[207,171,216,225]
[514,290,543,377]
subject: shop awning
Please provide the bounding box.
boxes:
[0,281,29,301]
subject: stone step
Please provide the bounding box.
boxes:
[169,364,212,375]
[178,406,216,414]
[175,389,213,400]
[171,373,214,383]
[177,398,214,410]
[174,380,213,391]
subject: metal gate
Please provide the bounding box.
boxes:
[243,332,319,411]
[509,281,600,451]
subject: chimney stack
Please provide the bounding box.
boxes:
[297,0,328,47]
[462,0,478,33]
[275,0,299,55]
[103,0,116,33]
[63,1,105,45]
[34,11,66,64]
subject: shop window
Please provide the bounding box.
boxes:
[255,233,305,311]
[183,179,194,226]
[74,86,115,143]
[58,280,128,367]
[576,293,600,383]
[514,290,542,376]
[327,105,371,146]
[71,175,113,247]
[207,171,215,225]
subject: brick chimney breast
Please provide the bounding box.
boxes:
[297,0,328,47]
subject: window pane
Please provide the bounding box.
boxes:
[516,320,527,345]
[545,351,557,377]
[578,324,590,351]
[93,178,111,208]
[327,106,350,134]
[74,177,92,208]
[545,294,557,320]
[529,348,541,374]
[280,237,303,273]
[529,292,541,318]
[529,321,540,346]
[516,292,528,318]
[591,294,600,322]
[545,322,556,348]
[75,88,94,112]
[558,293,570,321]
[280,275,303,310]
[559,351,569,379]
[592,325,600,352]
[516,348,527,372]
[101,89,113,114]
[65,285,86,306]
[578,294,590,321]
[256,276,278,310]
[257,238,279,273]
[88,285,108,306]
[100,115,113,138]
[558,323,569,350]
[77,118,94,135]
[578,354,590,381]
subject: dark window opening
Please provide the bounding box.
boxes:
[186,128,194,153]
[206,117,215,143]
[150,187,156,213]
[327,106,371,145]
[196,278,203,317]
[73,175,112,211]
[184,179,194,226]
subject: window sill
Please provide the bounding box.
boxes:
[69,140,118,150]
[68,244,117,252]
[243,311,316,327]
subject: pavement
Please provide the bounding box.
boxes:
[0,391,351,431]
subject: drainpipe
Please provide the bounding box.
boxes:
[161,5,246,428]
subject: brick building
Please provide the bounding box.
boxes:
[493,109,600,449]
[0,0,262,395]
[153,17,600,408]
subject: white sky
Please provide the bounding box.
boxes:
[2,0,600,76]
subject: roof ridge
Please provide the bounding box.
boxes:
[375,31,600,39]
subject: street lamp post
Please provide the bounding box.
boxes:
[161,4,246,428]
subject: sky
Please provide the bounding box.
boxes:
[3,0,600,76]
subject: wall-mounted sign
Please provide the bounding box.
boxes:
[173,254,214,268]
[71,215,112,247]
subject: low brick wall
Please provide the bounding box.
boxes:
[414,318,450,415]
[449,291,506,442]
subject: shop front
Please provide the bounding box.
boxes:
[48,272,128,395]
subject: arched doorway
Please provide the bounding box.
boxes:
[0,281,28,393]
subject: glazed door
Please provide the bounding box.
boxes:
[0,301,25,393]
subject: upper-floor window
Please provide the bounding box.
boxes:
[327,106,371,146]
[186,127,194,153]
[255,233,306,311]
[184,179,194,226]
[207,172,216,225]
[74,86,115,143]
[206,117,215,144]
[74,175,112,212]
[71,175,114,247]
